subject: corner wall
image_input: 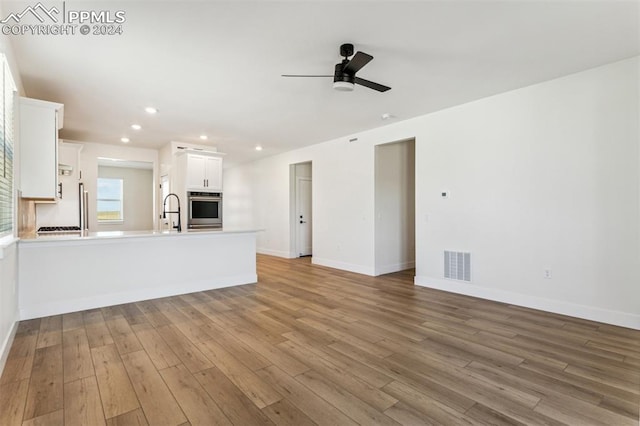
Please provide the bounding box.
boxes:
[224,56,639,328]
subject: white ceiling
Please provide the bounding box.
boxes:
[7,1,640,167]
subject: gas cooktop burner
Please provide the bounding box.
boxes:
[37,226,82,234]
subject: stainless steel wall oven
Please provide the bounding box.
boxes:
[188,191,222,229]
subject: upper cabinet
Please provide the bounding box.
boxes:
[184,153,223,191]
[19,97,64,200]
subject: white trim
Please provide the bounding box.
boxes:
[0,320,18,378]
[257,247,295,258]
[0,236,18,259]
[414,275,640,330]
[20,274,257,320]
[312,257,375,276]
[374,261,415,276]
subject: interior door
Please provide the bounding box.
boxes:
[296,177,312,256]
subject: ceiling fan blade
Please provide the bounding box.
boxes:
[343,51,373,75]
[281,74,333,77]
[354,77,391,92]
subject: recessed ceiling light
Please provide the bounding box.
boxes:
[200,135,208,140]
[381,113,395,120]
[131,124,142,130]
[121,137,130,143]
[255,146,263,151]
[145,107,158,114]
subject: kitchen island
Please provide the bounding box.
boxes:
[18,229,259,319]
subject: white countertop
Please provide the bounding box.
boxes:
[19,228,261,244]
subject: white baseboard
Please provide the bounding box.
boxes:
[0,319,18,378]
[375,261,415,276]
[414,276,640,330]
[312,257,375,276]
[20,274,258,320]
[257,247,295,258]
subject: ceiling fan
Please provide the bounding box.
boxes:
[282,43,391,93]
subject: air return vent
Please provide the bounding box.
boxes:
[444,251,471,282]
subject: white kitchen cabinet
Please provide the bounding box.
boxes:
[185,154,223,191]
[19,97,64,200]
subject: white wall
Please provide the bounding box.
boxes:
[414,57,639,329]
[78,142,159,231]
[224,57,639,329]
[374,140,415,275]
[97,166,154,231]
[0,1,25,375]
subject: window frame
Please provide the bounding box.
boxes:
[96,177,124,223]
[0,54,16,239]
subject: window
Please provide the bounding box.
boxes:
[0,55,16,237]
[97,178,124,222]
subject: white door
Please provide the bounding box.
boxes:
[296,177,312,256]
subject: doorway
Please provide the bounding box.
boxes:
[374,139,416,275]
[290,162,312,257]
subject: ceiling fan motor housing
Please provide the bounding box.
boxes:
[334,61,355,84]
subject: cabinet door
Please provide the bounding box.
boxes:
[204,156,223,190]
[19,103,58,199]
[186,155,206,189]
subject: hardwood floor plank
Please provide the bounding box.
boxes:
[196,338,282,409]
[260,399,316,426]
[105,408,148,426]
[62,311,84,331]
[256,365,358,426]
[62,327,94,383]
[22,344,63,421]
[283,331,394,388]
[277,338,397,411]
[194,367,275,425]
[106,317,143,355]
[120,350,187,426]
[85,320,115,349]
[383,401,436,426]
[35,316,61,349]
[91,344,140,419]
[0,378,29,426]
[155,325,213,373]
[228,327,309,376]
[64,376,106,426]
[0,334,37,385]
[133,327,181,370]
[21,409,63,426]
[294,368,401,425]
[159,364,232,426]
[535,395,637,426]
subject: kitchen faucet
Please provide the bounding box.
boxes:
[162,193,182,232]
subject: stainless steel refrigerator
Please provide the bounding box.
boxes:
[79,182,89,231]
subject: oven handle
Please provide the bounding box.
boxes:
[189,197,221,202]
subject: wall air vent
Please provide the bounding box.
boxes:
[444,251,471,282]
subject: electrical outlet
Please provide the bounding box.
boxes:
[544,269,552,279]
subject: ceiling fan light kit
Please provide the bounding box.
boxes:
[333,81,355,91]
[283,43,391,93]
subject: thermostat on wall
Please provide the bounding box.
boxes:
[441,191,449,199]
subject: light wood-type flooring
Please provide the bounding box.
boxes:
[1,255,639,425]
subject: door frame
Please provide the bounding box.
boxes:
[289,162,313,258]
